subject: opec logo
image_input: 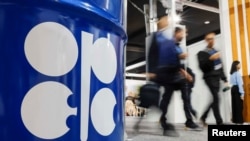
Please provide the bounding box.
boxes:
[20,22,119,140]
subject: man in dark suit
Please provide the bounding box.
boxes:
[197,32,229,126]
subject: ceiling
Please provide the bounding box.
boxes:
[125,0,220,79]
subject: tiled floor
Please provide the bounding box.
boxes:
[125,117,208,141]
[125,117,250,141]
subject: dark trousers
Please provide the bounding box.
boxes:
[231,86,243,124]
[201,76,223,124]
[180,83,196,123]
[188,90,197,118]
[159,82,195,129]
[159,84,176,130]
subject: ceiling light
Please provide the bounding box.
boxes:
[174,14,181,23]
[204,21,210,24]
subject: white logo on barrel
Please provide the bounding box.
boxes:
[21,22,117,140]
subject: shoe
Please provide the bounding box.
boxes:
[185,121,203,131]
[163,129,180,137]
[200,118,207,127]
[216,121,223,125]
[159,117,175,130]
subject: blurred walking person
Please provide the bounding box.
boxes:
[147,16,200,136]
[197,32,229,126]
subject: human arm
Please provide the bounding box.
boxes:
[209,52,220,61]
[219,67,231,93]
[179,52,188,59]
[180,68,193,82]
[175,45,187,59]
[236,72,245,100]
[220,68,228,83]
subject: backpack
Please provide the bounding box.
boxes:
[138,82,161,108]
[147,33,159,73]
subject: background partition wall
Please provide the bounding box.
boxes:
[223,0,250,122]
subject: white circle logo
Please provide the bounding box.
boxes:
[21,81,77,139]
[91,88,116,136]
[21,22,119,140]
[24,22,78,76]
[91,37,117,83]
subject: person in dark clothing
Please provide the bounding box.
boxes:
[197,32,229,126]
[146,15,202,136]
[146,15,183,137]
[179,66,199,129]
[169,27,200,130]
[173,27,201,129]
[230,60,244,124]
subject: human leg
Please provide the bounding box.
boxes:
[231,86,244,124]
[200,78,216,126]
[159,84,179,136]
[188,89,197,118]
[159,85,175,129]
[231,86,237,123]
[200,103,212,124]
[180,84,193,121]
[180,84,200,129]
[204,77,223,125]
[134,82,161,132]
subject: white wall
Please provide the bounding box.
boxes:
[125,34,232,124]
[125,79,146,97]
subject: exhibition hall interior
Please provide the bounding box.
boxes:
[125,0,250,140]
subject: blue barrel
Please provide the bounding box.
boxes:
[0,0,127,140]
